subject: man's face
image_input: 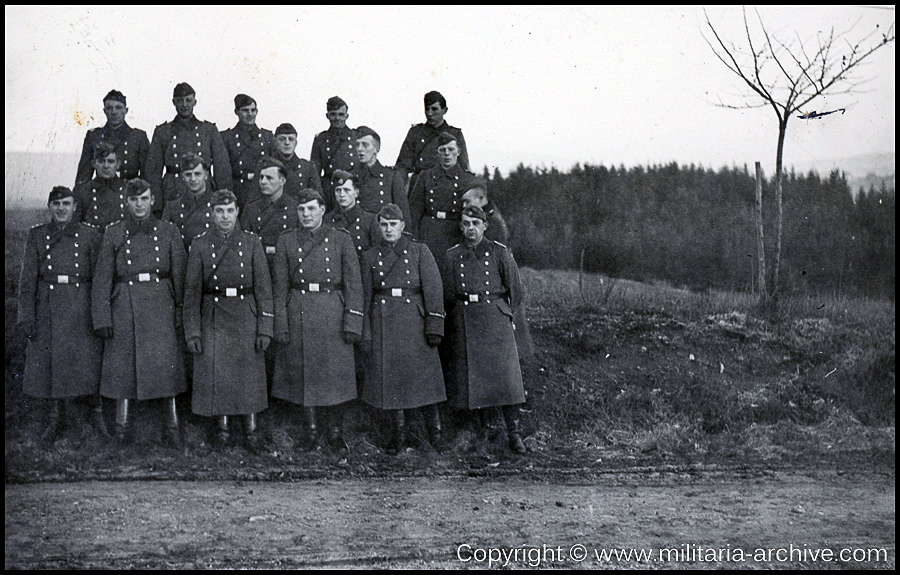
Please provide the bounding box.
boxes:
[460,214,487,245]
[49,197,76,225]
[172,94,196,118]
[379,217,405,244]
[258,167,285,198]
[326,106,348,129]
[437,140,460,169]
[355,135,379,166]
[213,203,239,234]
[93,152,119,179]
[334,180,359,210]
[298,200,325,229]
[275,133,297,157]
[424,102,447,127]
[236,102,258,126]
[103,100,128,128]
[181,163,208,194]
[127,189,154,220]
[462,189,487,209]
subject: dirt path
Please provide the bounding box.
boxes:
[5,468,894,569]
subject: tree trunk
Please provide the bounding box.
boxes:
[754,162,768,302]
[772,120,787,301]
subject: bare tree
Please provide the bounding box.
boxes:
[702,7,894,302]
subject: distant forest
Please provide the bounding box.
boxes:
[483,163,895,300]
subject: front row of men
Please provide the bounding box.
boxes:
[18,179,528,455]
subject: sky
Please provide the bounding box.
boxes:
[4,5,895,205]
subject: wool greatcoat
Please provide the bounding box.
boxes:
[310,125,358,211]
[184,228,273,416]
[18,220,103,398]
[146,115,232,217]
[408,163,479,260]
[220,122,274,207]
[240,192,300,273]
[74,176,128,232]
[360,235,446,410]
[92,215,187,400]
[442,238,525,410]
[276,152,322,200]
[353,161,410,223]
[324,204,380,259]
[75,122,150,189]
[395,121,469,183]
[161,182,216,250]
[271,225,363,406]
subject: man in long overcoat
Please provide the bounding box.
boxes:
[183,190,273,451]
[74,141,128,231]
[352,126,409,222]
[18,186,105,441]
[145,82,232,218]
[92,178,187,446]
[220,94,274,208]
[360,204,447,453]
[310,96,357,212]
[272,188,364,452]
[161,152,216,250]
[395,90,470,193]
[442,206,527,453]
[408,131,479,260]
[75,89,150,189]
[272,123,322,198]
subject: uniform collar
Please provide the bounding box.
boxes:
[173,115,198,128]
[103,121,130,134]
[48,219,77,235]
[379,234,410,254]
[125,214,158,235]
[327,125,352,136]
[361,160,383,175]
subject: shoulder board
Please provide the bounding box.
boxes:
[29,222,45,230]
[333,226,351,236]
[194,230,209,240]
[88,127,102,134]
[81,222,99,230]
[242,229,259,238]
[491,239,509,250]
[278,228,295,237]
[447,243,462,252]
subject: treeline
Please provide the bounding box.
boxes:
[483,162,895,299]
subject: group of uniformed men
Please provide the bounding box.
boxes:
[18,83,534,456]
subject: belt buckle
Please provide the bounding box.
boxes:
[392,288,402,297]
[57,275,69,284]
[138,273,151,282]
[437,211,446,220]
[309,283,320,292]
[265,246,276,255]
[226,288,237,297]
[469,294,479,303]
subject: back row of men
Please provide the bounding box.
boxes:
[75,84,470,217]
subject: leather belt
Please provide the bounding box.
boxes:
[40,275,90,284]
[375,288,422,297]
[204,287,253,297]
[116,272,171,283]
[291,282,342,293]
[455,293,502,304]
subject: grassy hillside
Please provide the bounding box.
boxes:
[4,209,894,480]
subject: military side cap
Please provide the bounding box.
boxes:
[327,96,347,110]
[126,178,152,197]
[331,169,357,188]
[256,155,287,175]
[275,123,297,136]
[173,82,195,98]
[210,189,238,207]
[234,93,255,109]
[437,131,458,147]
[462,205,487,222]
[48,185,75,202]
[376,203,405,222]
[355,125,380,145]
[424,90,446,107]
[296,188,324,205]
[103,90,126,105]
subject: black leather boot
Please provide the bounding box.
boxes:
[424,404,446,453]
[215,415,231,448]
[327,405,347,454]
[502,405,527,454]
[40,399,63,444]
[114,399,133,444]
[304,407,321,451]
[93,395,110,438]
[387,410,407,455]
[162,397,182,449]
[243,413,261,454]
